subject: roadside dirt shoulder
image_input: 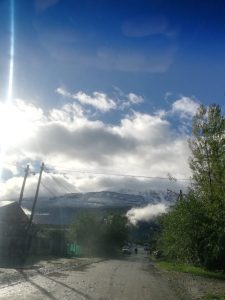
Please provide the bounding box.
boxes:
[156,264,225,299]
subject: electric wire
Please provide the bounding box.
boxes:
[45,166,191,181]
[50,175,75,194]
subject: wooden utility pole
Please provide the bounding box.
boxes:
[18,164,29,206]
[179,189,183,201]
[29,162,44,227]
[167,189,184,201]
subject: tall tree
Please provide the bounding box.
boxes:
[189,104,225,202]
[159,104,225,269]
[68,213,129,256]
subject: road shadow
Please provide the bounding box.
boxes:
[0,254,48,270]
[36,269,94,300]
[17,269,58,300]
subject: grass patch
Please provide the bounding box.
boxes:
[201,293,225,300]
[157,261,225,280]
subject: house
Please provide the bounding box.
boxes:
[0,201,30,260]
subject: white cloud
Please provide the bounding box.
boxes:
[172,97,199,118]
[126,203,167,225]
[112,88,144,109]
[56,87,71,98]
[56,88,144,112]
[0,99,45,148]
[73,91,116,112]
[56,88,116,112]
[49,103,84,121]
[127,93,143,104]
[0,94,192,201]
[0,172,75,201]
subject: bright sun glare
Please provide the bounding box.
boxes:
[0,0,16,175]
[0,102,33,148]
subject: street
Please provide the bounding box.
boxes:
[0,249,182,300]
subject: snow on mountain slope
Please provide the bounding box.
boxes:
[21,190,177,224]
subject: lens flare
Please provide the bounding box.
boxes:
[7,0,15,103]
[0,0,15,180]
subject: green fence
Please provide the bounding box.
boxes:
[67,243,82,256]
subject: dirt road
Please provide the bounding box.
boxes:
[0,249,183,300]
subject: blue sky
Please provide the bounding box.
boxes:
[1,0,225,110]
[0,0,225,198]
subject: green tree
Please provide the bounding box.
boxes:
[160,104,225,270]
[68,213,129,256]
[189,104,225,201]
[189,104,225,268]
[68,213,102,255]
[103,215,129,254]
[159,193,209,264]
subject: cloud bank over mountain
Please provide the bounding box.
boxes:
[0,92,199,200]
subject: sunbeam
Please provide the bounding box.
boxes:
[0,0,15,180]
[7,0,15,103]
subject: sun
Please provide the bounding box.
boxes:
[0,101,34,149]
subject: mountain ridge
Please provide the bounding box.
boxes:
[21,190,176,225]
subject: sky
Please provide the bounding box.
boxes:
[0,0,225,201]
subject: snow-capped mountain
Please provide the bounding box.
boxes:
[21,190,177,224]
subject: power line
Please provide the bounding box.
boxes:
[51,175,75,193]
[2,161,192,182]
[45,167,191,181]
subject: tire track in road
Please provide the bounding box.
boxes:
[0,258,106,291]
[108,263,121,300]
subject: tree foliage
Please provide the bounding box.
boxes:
[159,193,210,264]
[159,104,225,270]
[189,104,225,201]
[68,213,129,256]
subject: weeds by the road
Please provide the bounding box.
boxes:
[201,294,225,300]
[152,258,225,299]
[158,261,225,281]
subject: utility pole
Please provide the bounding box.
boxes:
[179,189,183,201]
[29,162,44,227]
[18,164,29,206]
[167,189,184,201]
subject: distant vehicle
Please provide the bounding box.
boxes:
[122,246,132,254]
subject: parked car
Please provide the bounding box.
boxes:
[122,246,132,254]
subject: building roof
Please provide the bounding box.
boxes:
[0,201,29,223]
[0,201,14,208]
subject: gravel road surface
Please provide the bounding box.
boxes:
[0,249,181,300]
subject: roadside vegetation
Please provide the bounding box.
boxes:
[156,104,225,272]
[158,261,225,280]
[67,213,129,256]
[202,294,225,300]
